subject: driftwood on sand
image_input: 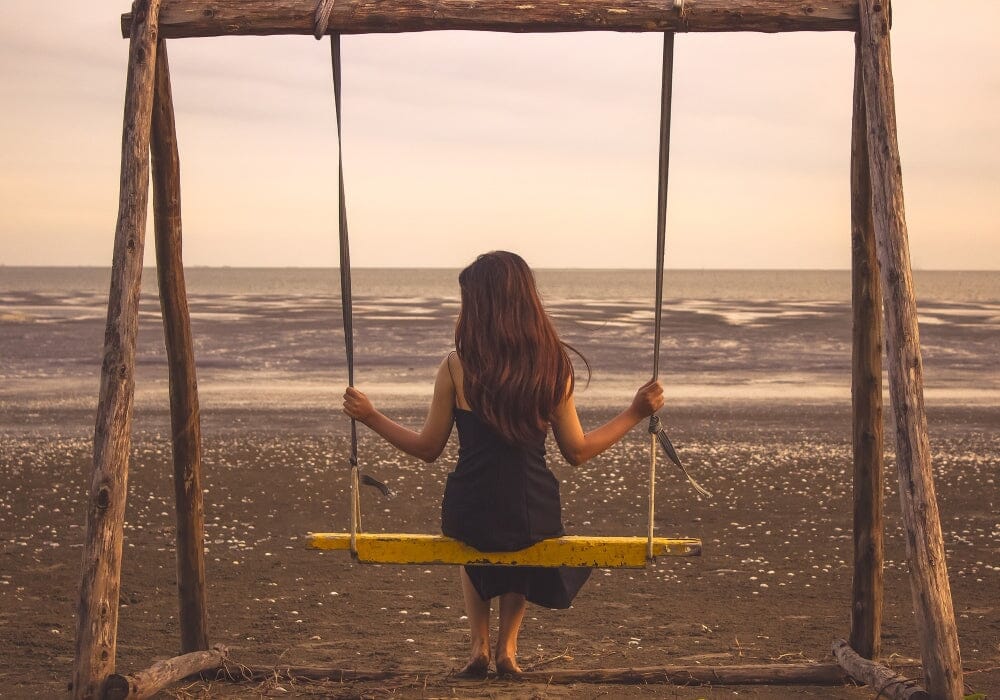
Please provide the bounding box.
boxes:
[103,646,228,700]
[833,639,930,700]
[216,661,847,686]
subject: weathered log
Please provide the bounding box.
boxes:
[848,32,883,661]
[832,639,929,699]
[151,38,209,655]
[223,662,847,685]
[72,1,162,698]
[520,663,847,685]
[123,0,860,38]
[103,645,227,700]
[856,1,964,697]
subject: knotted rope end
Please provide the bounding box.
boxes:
[649,413,713,499]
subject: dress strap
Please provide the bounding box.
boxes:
[446,351,460,408]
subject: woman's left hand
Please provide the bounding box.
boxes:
[343,386,375,423]
[629,378,665,419]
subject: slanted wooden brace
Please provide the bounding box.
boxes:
[151,37,210,657]
[72,2,966,697]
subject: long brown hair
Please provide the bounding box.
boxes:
[455,251,588,444]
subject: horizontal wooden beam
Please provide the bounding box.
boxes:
[308,533,701,567]
[123,0,859,38]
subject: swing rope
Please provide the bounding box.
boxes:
[327,32,361,554]
[327,30,392,556]
[646,32,677,560]
[647,33,711,554]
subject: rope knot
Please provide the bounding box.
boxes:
[648,414,662,434]
[649,415,712,498]
[314,0,336,39]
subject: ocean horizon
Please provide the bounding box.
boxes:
[1,267,997,414]
[2,266,998,301]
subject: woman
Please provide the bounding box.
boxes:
[343,251,663,676]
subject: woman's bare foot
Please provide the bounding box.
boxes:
[495,656,522,676]
[457,653,490,678]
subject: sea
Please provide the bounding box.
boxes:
[1,267,997,413]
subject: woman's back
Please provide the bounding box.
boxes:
[442,408,563,552]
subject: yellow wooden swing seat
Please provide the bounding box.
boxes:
[308,532,701,568]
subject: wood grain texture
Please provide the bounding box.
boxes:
[848,32,884,661]
[857,0,964,697]
[832,639,930,699]
[308,533,701,567]
[151,39,210,655]
[72,1,162,698]
[123,0,860,38]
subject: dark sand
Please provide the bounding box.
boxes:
[1,399,997,698]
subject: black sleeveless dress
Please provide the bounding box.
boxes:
[440,409,591,609]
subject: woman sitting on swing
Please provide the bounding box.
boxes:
[343,250,664,676]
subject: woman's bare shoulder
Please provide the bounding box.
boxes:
[438,351,462,386]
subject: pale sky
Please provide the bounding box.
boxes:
[1,1,997,269]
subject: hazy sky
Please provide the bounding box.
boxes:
[1,1,997,269]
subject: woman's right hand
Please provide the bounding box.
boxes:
[343,386,376,424]
[630,378,665,419]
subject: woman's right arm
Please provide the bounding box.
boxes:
[550,379,664,467]
[342,356,456,463]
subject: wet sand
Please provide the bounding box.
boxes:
[1,400,997,698]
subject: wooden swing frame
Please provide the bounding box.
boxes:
[73,1,964,698]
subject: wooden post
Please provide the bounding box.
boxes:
[848,32,884,661]
[151,38,209,654]
[123,0,861,38]
[72,1,163,698]
[857,0,964,696]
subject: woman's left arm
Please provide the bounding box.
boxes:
[550,378,664,466]
[342,356,456,463]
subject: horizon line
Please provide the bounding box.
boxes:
[3,265,998,273]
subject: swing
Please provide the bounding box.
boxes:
[307,31,706,569]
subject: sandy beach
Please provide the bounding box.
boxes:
[2,399,997,697]
[1,268,997,696]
